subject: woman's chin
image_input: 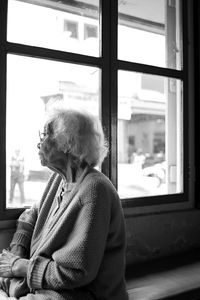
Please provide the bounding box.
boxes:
[40,160,46,166]
[39,154,47,166]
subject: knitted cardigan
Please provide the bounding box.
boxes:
[8,166,128,300]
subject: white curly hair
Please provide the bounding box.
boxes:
[44,103,108,167]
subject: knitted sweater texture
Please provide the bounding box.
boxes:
[9,167,128,300]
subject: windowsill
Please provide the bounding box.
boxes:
[123,196,195,217]
[0,219,17,230]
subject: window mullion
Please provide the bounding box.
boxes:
[0,0,8,215]
[109,0,118,188]
[118,60,184,79]
[0,0,7,46]
[182,0,195,202]
[6,42,102,67]
[101,0,117,183]
[165,1,178,194]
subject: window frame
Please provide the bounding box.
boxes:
[121,0,195,215]
[0,0,196,221]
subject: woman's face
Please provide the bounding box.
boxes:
[38,124,63,169]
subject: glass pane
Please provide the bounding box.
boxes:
[8,0,100,57]
[118,70,183,199]
[118,0,182,69]
[6,54,100,208]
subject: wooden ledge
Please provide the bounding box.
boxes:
[126,251,200,300]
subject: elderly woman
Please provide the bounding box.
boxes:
[0,105,128,300]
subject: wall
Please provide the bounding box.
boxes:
[125,209,200,265]
[1,209,200,265]
[0,228,16,252]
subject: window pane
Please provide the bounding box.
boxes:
[7,0,100,57]
[118,71,183,199]
[6,54,100,208]
[118,0,182,69]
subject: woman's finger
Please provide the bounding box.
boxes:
[0,276,3,288]
[3,278,10,295]
[0,277,10,295]
[0,250,21,278]
[1,278,7,293]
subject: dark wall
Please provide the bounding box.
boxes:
[125,210,200,265]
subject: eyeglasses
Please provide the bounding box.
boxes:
[39,130,48,143]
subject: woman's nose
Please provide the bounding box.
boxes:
[37,143,41,149]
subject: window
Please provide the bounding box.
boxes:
[63,20,79,39]
[84,24,98,39]
[117,0,190,203]
[118,71,183,199]
[0,0,195,220]
[6,54,100,209]
[7,0,100,56]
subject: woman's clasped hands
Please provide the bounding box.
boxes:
[0,249,21,295]
[0,249,21,278]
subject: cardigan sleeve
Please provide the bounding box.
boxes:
[10,172,57,255]
[27,179,112,290]
[10,204,39,255]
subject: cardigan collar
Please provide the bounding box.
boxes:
[32,164,91,256]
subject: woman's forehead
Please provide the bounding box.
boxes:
[39,122,49,133]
